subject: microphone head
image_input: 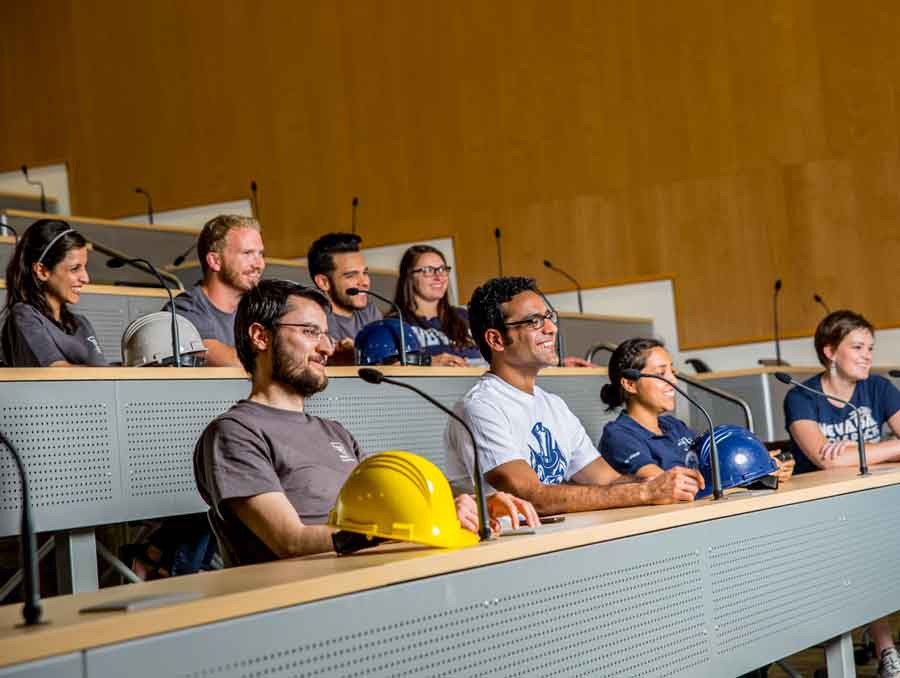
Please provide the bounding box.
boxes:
[173,255,186,266]
[889,370,900,379]
[251,180,257,191]
[135,187,142,194]
[621,368,642,381]
[774,371,793,384]
[358,368,384,384]
[346,287,360,296]
[813,293,823,303]
[494,228,501,238]
[774,278,782,291]
[543,259,553,268]
[20,165,27,176]
[352,196,359,207]
[107,257,126,269]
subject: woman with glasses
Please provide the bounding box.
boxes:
[2,219,106,366]
[392,245,484,367]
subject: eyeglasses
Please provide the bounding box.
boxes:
[503,310,558,331]
[411,265,452,277]
[274,323,334,346]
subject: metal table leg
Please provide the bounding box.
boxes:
[825,632,856,678]
[55,529,98,594]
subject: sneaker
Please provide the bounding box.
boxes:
[878,647,900,678]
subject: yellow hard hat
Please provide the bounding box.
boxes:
[328,451,479,550]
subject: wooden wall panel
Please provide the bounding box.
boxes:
[2,0,900,349]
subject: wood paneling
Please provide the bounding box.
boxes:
[2,0,900,349]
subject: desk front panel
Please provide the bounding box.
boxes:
[84,483,900,678]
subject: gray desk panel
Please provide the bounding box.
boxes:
[84,483,900,678]
[562,316,653,365]
[0,196,58,214]
[0,653,81,678]
[0,242,11,278]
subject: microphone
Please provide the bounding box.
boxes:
[622,368,725,499]
[813,293,830,314]
[172,243,196,267]
[494,228,503,276]
[346,288,407,366]
[774,372,868,476]
[0,219,18,240]
[0,429,43,625]
[21,165,47,213]
[135,187,154,224]
[890,370,900,379]
[250,181,259,221]
[543,259,583,313]
[351,196,359,235]
[358,368,491,541]
[108,256,181,367]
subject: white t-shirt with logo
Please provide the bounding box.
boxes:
[444,372,600,493]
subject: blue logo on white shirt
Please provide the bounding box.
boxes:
[528,422,567,484]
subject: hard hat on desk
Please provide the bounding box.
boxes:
[328,451,478,549]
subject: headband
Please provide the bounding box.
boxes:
[36,229,75,266]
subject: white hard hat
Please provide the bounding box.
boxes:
[122,312,208,367]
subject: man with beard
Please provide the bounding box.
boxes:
[445,276,705,514]
[307,232,382,351]
[193,279,537,566]
[165,214,265,366]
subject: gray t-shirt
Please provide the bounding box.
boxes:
[3,303,106,367]
[325,300,383,342]
[193,399,361,566]
[164,285,236,347]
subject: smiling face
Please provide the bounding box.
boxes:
[269,295,334,396]
[317,251,371,313]
[411,251,449,306]
[825,327,874,382]
[623,346,678,415]
[491,290,558,369]
[33,246,90,315]
[214,227,265,293]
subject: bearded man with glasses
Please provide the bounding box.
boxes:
[444,276,704,514]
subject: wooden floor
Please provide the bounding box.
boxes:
[769,616,900,677]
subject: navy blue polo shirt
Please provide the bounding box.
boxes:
[599,413,698,475]
[784,373,900,474]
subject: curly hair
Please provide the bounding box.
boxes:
[467,276,538,361]
[814,310,874,368]
[600,337,665,411]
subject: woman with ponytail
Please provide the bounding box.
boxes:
[599,338,793,482]
[2,219,106,366]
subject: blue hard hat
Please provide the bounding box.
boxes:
[693,425,777,498]
[355,318,424,365]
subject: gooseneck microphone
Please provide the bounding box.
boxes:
[773,279,783,365]
[775,372,868,476]
[358,367,492,541]
[813,293,830,314]
[543,259,584,313]
[135,187,154,224]
[622,368,724,499]
[108,256,181,367]
[494,228,504,276]
[0,429,42,625]
[0,221,18,240]
[346,288,407,366]
[250,181,260,221]
[351,197,359,235]
[890,370,900,379]
[21,165,47,213]
[172,243,196,267]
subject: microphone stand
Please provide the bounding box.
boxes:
[358,368,492,541]
[543,259,583,313]
[135,187,154,224]
[351,197,359,235]
[494,228,503,276]
[623,369,724,499]
[108,257,181,367]
[21,166,47,213]
[347,288,406,366]
[250,181,260,221]
[775,372,868,475]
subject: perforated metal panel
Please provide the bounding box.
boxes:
[84,484,900,678]
[0,652,82,678]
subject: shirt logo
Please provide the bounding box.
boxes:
[676,436,697,468]
[86,336,102,354]
[410,325,449,348]
[528,422,567,484]
[330,441,355,463]
[819,406,881,443]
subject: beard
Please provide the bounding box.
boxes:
[271,333,328,397]
[220,262,259,292]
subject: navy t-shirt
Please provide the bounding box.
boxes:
[599,412,698,475]
[784,373,900,474]
[407,308,484,362]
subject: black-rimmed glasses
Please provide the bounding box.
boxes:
[411,265,452,277]
[503,310,558,331]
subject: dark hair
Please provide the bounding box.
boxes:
[814,310,874,368]
[197,214,261,275]
[307,232,363,280]
[2,219,88,358]
[600,337,665,411]
[392,245,472,347]
[467,276,539,361]
[234,279,331,374]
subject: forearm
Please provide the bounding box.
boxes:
[501,479,648,515]
[277,525,336,559]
